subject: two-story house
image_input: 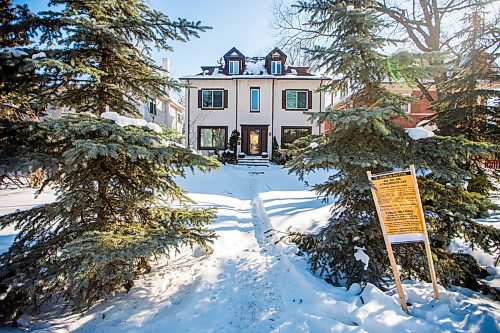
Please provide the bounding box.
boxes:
[141,58,185,138]
[180,47,328,160]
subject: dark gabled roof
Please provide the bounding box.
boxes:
[223,47,245,59]
[265,47,287,60]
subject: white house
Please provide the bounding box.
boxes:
[141,94,184,135]
[141,58,185,136]
[180,47,328,159]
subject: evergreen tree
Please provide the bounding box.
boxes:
[220,130,239,164]
[0,0,44,120]
[430,3,499,195]
[5,0,208,116]
[0,0,218,321]
[271,136,285,165]
[431,3,499,143]
[284,0,499,296]
[0,113,219,320]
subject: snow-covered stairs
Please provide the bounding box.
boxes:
[237,157,269,167]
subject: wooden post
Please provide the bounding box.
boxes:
[367,170,408,314]
[410,165,440,300]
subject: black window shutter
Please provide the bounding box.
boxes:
[198,90,202,108]
[282,90,286,109]
[224,90,228,108]
[308,91,312,109]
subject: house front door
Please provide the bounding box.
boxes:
[241,125,268,156]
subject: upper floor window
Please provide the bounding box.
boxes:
[250,88,259,112]
[202,90,224,109]
[228,60,239,74]
[401,94,411,114]
[286,90,308,109]
[148,98,157,115]
[402,103,411,114]
[271,61,281,75]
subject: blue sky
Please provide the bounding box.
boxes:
[151,0,277,78]
[17,0,279,79]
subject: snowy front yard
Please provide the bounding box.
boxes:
[0,165,499,333]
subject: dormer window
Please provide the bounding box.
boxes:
[271,61,282,75]
[228,60,239,74]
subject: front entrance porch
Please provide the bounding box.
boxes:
[240,125,269,156]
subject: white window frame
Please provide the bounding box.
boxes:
[250,88,259,112]
[228,60,239,74]
[271,61,281,75]
[286,90,308,110]
[401,93,412,114]
[202,89,224,109]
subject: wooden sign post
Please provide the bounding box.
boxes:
[367,165,439,313]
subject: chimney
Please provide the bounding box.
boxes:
[162,58,171,77]
[162,58,171,97]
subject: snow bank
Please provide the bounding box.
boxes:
[406,127,435,140]
[1,165,498,333]
[0,188,56,254]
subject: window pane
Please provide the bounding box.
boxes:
[149,100,156,115]
[213,91,223,108]
[200,128,213,147]
[229,61,239,74]
[401,103,410,114]
[202,91,212,108]
[272,61,281,74]
[297,91,307,108]
[286,91,296,109]
[282,128,311,147]
[213,128,226,148]
[251,89,259,111]
[296,128,310,136]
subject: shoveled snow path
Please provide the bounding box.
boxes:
[201,171,284,332]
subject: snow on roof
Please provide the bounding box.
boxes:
[244,59,266,75]
[181,74,328,80]
[181,51,328,80]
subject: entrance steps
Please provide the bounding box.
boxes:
[237,157,270,167]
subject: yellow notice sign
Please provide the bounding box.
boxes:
[369,169,426,243]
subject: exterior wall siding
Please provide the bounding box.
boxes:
[327,84,438,132]
[185,78,325,157]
